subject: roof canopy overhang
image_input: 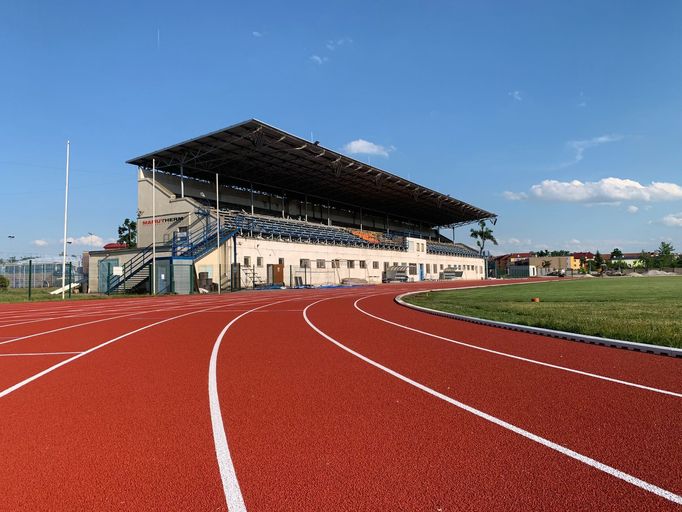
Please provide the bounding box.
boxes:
[127,119,495,227]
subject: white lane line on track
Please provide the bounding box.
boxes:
[0,351,82,357]
[354,296,682,399]
[303,298,682,506]
[0,296,270,347]
[0,297,272,399]
[208,293,345,512]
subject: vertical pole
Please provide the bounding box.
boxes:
[28,260,32,300]
[452,226,455,243]
[180,165,185,198]
[327,200,331,226]
[304,195,308,222]
[216,173,221,294]
[152,159,157,296]
[68,262,72,298]
[61,140,70,299]
[360,208,363,231]
[250,183,254,215]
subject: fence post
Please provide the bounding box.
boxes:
[68,262,72,299]
[28,260,32,300]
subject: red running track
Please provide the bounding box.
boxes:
[0,281,680,511]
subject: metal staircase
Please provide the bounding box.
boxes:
[106,245,157,294]
[106,216,239,295]
[242,266,265,288]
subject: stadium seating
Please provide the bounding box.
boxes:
[426,241,479,257]
[219,211,407,250]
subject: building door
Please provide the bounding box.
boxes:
[419,263,425,281]
[98,259,119,293]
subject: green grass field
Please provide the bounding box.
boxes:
[404,277,682,348]
[0,288,136,303]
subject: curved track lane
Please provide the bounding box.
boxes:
[1,281,680,510]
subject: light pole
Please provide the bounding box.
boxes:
[61,141,70,299]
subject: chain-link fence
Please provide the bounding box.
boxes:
[0,261,85,289]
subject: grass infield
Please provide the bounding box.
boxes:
[404,277,682,348]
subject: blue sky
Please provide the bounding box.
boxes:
[1,1,681,258]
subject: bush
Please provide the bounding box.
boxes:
[0,275,9,291]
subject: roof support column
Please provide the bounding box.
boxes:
[304,195,308,222]
[216,173,221,295]
[327,199,331,226]
[282,191,285,219]
[250,183,254,215]
[180,165,185,198]
[360,208,363,231]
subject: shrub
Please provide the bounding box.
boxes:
[0,275,9,291]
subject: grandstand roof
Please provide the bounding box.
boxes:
[127,119,495,227]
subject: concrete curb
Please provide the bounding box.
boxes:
[395,287,682,359]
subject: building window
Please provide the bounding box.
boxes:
[300,259,310,268]
[426,264,431,274]
[440,264,444,270]
[244,256,251,267]
[348,260,355,269]
[256,257,263,267]
[384,262,390,270]
[359,260,367,269]
[279,258,285,265]
[332,259,340,269]
[393,262,398,267]
[409,263,417,275]
[373,261,380,269]
[317,259,326,269]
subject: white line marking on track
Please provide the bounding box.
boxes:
[0,298,269,399]
[0,351,82,357]
[0,297,268,347]
[209,297,299,512]
[354,296,682,398]
[303,298,682,506]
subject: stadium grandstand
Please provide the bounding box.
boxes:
[88,119,495,294]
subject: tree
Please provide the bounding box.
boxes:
[469,220,498,256]
[542,260,552,274]
[0,275,8,291]
[656,241,675,268]
[610,248,623,260]
[117,218,137,248]
[637,250,651,269]
[594,251,604,267]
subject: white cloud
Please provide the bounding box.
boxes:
[309,55,328,65]
[252,31,263,38]
[504,177,682,204]
[343,139,393,157]
[662,213,682,227]
[559,134,622,167]
[32,239,48,247]
[627,205,639,214]
[508,90,522,101]
[502,191,527,201]
[64,234,105,247]
[578,90,587,108]
[326,37,352,51]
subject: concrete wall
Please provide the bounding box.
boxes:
[193,236,485,287]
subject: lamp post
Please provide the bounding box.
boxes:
[61,141,70,299]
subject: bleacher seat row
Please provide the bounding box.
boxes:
[214,210,476,256]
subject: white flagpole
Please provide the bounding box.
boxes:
[152,159,156,295]
[61,141,70,300]
[216,173,221,294]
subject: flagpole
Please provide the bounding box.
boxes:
[152,158,156,295]
[61,141,70,299]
